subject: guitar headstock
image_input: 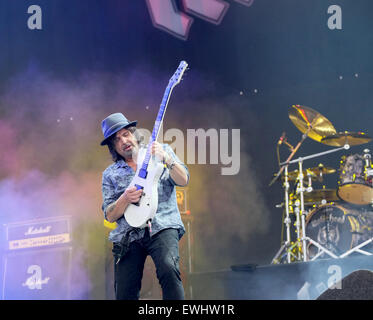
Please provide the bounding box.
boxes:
[169,60,188,87]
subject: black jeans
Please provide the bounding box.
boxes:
[112,228,184,300]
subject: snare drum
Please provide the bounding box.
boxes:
[337,154,373,205]
[305,203,373,259]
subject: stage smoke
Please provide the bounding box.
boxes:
[0,64,274,297]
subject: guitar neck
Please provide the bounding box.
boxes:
[136,60,188,178]
[152,85,174,143]
[141,85,174,172]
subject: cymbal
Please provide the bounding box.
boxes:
[286,164,336,181]
[288,105,337,143]
[303,189,339,203]
[321,131,372,147]
[287,169,317,181]
[310,163,336,177]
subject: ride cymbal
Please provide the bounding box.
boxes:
[289,105,337,143]
[321,131,372,147]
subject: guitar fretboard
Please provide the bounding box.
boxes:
[140,85,174,174]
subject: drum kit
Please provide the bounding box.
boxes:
[271,105,373,264]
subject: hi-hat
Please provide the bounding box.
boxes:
[313,163,336,175]
[289,105,337,143]
[321,131,372,147]
[303,189,339,203]
[287,164,336,181]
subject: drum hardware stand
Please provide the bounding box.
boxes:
[364,149,373,179]
[271,128,313,264]
[305,239,339,261]
[271,241,300,264]
[364,149,371,166]
[297,158,308,261]
[272,127,318,264]
[339,237,373,258]
[272,105,373,263]
[294,171,316,260]
[281,143,350,261]
[272,166,293,264]
[293,199,303,260]
[269,128,312,187]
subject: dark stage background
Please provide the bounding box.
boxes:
[0,0,372,299]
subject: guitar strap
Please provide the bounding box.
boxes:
[115,228,137,265]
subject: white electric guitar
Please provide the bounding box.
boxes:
[124,61,188,228]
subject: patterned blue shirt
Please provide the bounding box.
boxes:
[101,144,188,243]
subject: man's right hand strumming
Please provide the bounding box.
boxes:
[123,186,143,204]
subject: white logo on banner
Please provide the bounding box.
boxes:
[22,265,50,290]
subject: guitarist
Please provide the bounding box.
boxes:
[100,112,189,300]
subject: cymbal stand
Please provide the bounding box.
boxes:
[293,172,313,261]
[271,165,293,264]
[271,129,312,264]
[284,144,350,261]
[290,159,310,262]
[284,144,350,166]
[283,165,292,263]
[298,159,308,261]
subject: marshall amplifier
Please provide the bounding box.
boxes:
[2,216,72,300]
[4,216,71,251]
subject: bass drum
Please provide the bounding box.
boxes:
[337,154,373,205]
[305,203,373,259]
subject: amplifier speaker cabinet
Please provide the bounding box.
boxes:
[2,246,72,300]
[1,216,73,300]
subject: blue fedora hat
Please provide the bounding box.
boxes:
[100,113,137,146]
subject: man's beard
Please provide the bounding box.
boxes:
[121,142,139,161]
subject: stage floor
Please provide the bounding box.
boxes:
[189,255,373,299]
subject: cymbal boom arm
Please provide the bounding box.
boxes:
[284,144,350,166]
[269,127,312,186]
